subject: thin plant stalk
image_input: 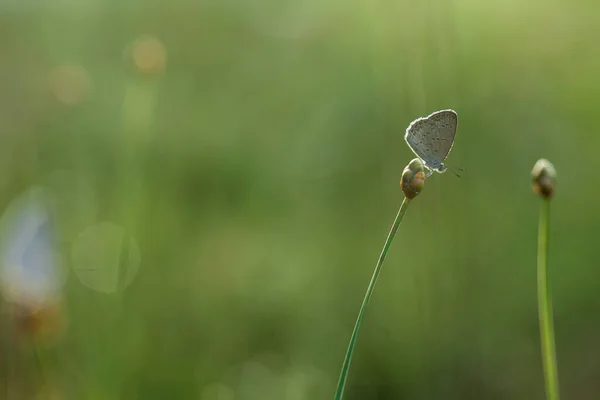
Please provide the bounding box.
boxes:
[334,197,411,400]
[537,198,560,400]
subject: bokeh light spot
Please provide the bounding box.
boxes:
[71,222,140,294]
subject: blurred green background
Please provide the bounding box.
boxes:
[1,0,599,398]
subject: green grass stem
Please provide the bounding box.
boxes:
[334,197,411,400]
[537,198,560,400]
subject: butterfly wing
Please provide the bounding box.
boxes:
[404,109,458,170]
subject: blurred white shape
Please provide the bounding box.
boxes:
[201,382,235,400]
[0,188,64,308]
[71,222,140,294]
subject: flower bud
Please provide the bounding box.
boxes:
[532,159,556,199]
[129,36,167,76]
[401,158,426,200]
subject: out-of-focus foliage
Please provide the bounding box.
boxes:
[0,0,599,398]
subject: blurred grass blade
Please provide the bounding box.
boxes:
[334,197,411,400]
[537,198,560,400]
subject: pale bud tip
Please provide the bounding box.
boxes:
[532,158,556,199]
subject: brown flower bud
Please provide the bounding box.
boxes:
[401,158,426,200]
[130,36,167,76]
[49,64,92,106]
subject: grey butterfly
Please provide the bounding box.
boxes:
[404,109,458,176]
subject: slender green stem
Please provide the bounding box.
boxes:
[33,343,46,390]
[334,197,411,400]
[537,198,560,400]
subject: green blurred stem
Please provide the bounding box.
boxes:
[537,198,560,400]
[334,197,411,400]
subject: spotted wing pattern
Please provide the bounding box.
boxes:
[404,109,458,171]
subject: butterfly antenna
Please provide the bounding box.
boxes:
[450,166,463,178]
